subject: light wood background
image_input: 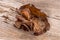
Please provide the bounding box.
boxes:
[0,0,60,40]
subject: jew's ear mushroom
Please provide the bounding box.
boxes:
[15,4,50,36]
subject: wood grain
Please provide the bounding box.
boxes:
[0,0,60,40]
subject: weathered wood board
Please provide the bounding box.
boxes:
[0,0,60,40]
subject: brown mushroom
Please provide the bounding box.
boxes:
[14,4,50,36]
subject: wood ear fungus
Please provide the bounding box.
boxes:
[14,4,50,36]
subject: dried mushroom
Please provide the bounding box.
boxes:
[14,4,50,36]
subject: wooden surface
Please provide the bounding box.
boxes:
[0,0,60,40]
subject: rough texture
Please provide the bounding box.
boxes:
[14,4,50,36]
[0,0,60,40]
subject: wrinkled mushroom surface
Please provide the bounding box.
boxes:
[14,4,50,36]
